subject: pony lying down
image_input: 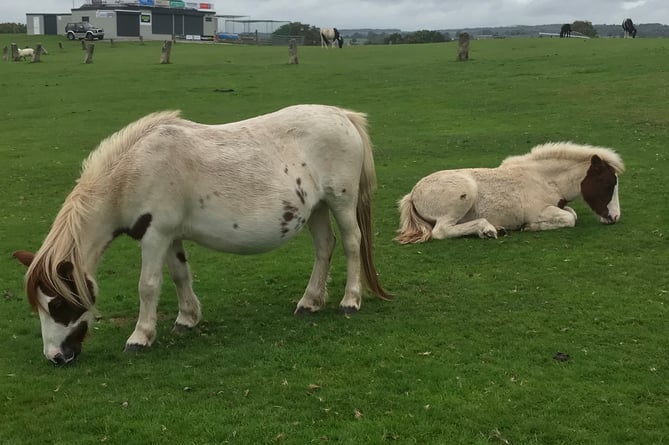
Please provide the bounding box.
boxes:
[395,142,624,243]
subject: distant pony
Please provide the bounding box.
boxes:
[395,142,624,243]
[320,27,344,48]
[560,24,572,38]
[17,47,34,60]
[622,18,637,38]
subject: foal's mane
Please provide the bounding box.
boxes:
[25,111,183,311]
[500,142,625,173]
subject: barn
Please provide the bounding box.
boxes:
[26,0,217,41]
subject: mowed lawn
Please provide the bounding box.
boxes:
[0,35,668,444]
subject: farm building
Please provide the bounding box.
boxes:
[26,0,217,41]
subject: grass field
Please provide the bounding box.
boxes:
[1,35,668,444]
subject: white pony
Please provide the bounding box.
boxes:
[17,47,35,60]
[395,142,624,243]
[14,104,391,365]
[320,27,343,48]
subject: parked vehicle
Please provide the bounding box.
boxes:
[65,22,105,40]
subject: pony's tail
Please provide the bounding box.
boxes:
[394,193,434,244]
[345,110,392,301]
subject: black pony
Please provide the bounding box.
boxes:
[560,24,572,38]
[622,18,637,38]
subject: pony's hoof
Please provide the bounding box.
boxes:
[171,323,193,336]
[124,343,149,353]
[338,305,359,315]
[294,306,319,316]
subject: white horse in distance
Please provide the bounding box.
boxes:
[320,27,344,48]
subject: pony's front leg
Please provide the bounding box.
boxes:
[125,236,170,351]
[165,240,201,333]
[524,206,577,231]
[295,205,335,314]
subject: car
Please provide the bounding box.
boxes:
[65,22,105,41]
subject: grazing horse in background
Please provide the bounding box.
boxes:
[320,27,344,48]
[395,142,624,243]
[622,18,637,38]
[560,24,572,38]
[13,104,391,365]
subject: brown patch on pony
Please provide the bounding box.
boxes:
[280,201,299,237]
[295,178,306,204]
[557,199,568,209]
[580,155,617,219]
[113,213,153,240]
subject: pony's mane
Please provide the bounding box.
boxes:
[25,111,183,311]
[500,142,625,173]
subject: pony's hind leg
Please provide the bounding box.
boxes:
[165,240,201,333]
[432,218,499,239]
[295,205,335,314]
[331,206,363,313]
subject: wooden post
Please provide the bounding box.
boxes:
[31,44,43,62]
[160,40,172,64]
[110,39,115,47]
[457,32,470,61]
[10,43,20,61]
[2,46,7,62]
[139,35,144,45]
[83,43,94,64]
[81,39,87,50]
[288,39,298,64]
[58,41,63,51]
[255,30,259,45]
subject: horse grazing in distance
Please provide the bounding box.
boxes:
[395,142,624,243]
[560,24,572,38]
[622,18,637,38]
[320,27,344,48]
[13,104,391,365]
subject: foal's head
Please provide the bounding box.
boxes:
[580,155,621,224]
[13,250,96,365]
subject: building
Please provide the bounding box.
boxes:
[27,0,217,40]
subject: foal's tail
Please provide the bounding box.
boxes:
[345,110,392,301]
[394,193,434,244]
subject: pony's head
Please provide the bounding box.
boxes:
[13,250,97,365]
[580,154,621,224]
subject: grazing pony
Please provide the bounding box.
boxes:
[395,142,624,243]
[13,104,391,365]
[320,27,344,48]
[17,47,35,60]
[622,18,637,38]
[560,24,572,38]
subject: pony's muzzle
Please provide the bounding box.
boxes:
[600,213,619,224]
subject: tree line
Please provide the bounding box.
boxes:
[0,22,27,33]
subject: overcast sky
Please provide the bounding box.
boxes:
[2,0,667,31]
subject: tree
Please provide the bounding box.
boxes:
[273,22,321,45]
[572,21,598,38]
[0,22,26,33]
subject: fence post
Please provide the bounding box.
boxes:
[457,32,470,61]
[32,44,43,62]
[10,43,20,61]
[289,39,298,64]
[160,40,172,64]
[2,45,8,62]
[84,43,94,63]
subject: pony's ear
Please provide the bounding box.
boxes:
[12,250,35,267]
[57,260,75,278]
[590,154,603,166]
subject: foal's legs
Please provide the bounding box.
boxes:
[524,206,577,231]
[295,205,336,314]
[165,240,201,332]
[432,218,499,239]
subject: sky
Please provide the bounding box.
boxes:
[2,0,667,31]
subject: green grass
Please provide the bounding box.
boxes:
[1,35,668,444]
